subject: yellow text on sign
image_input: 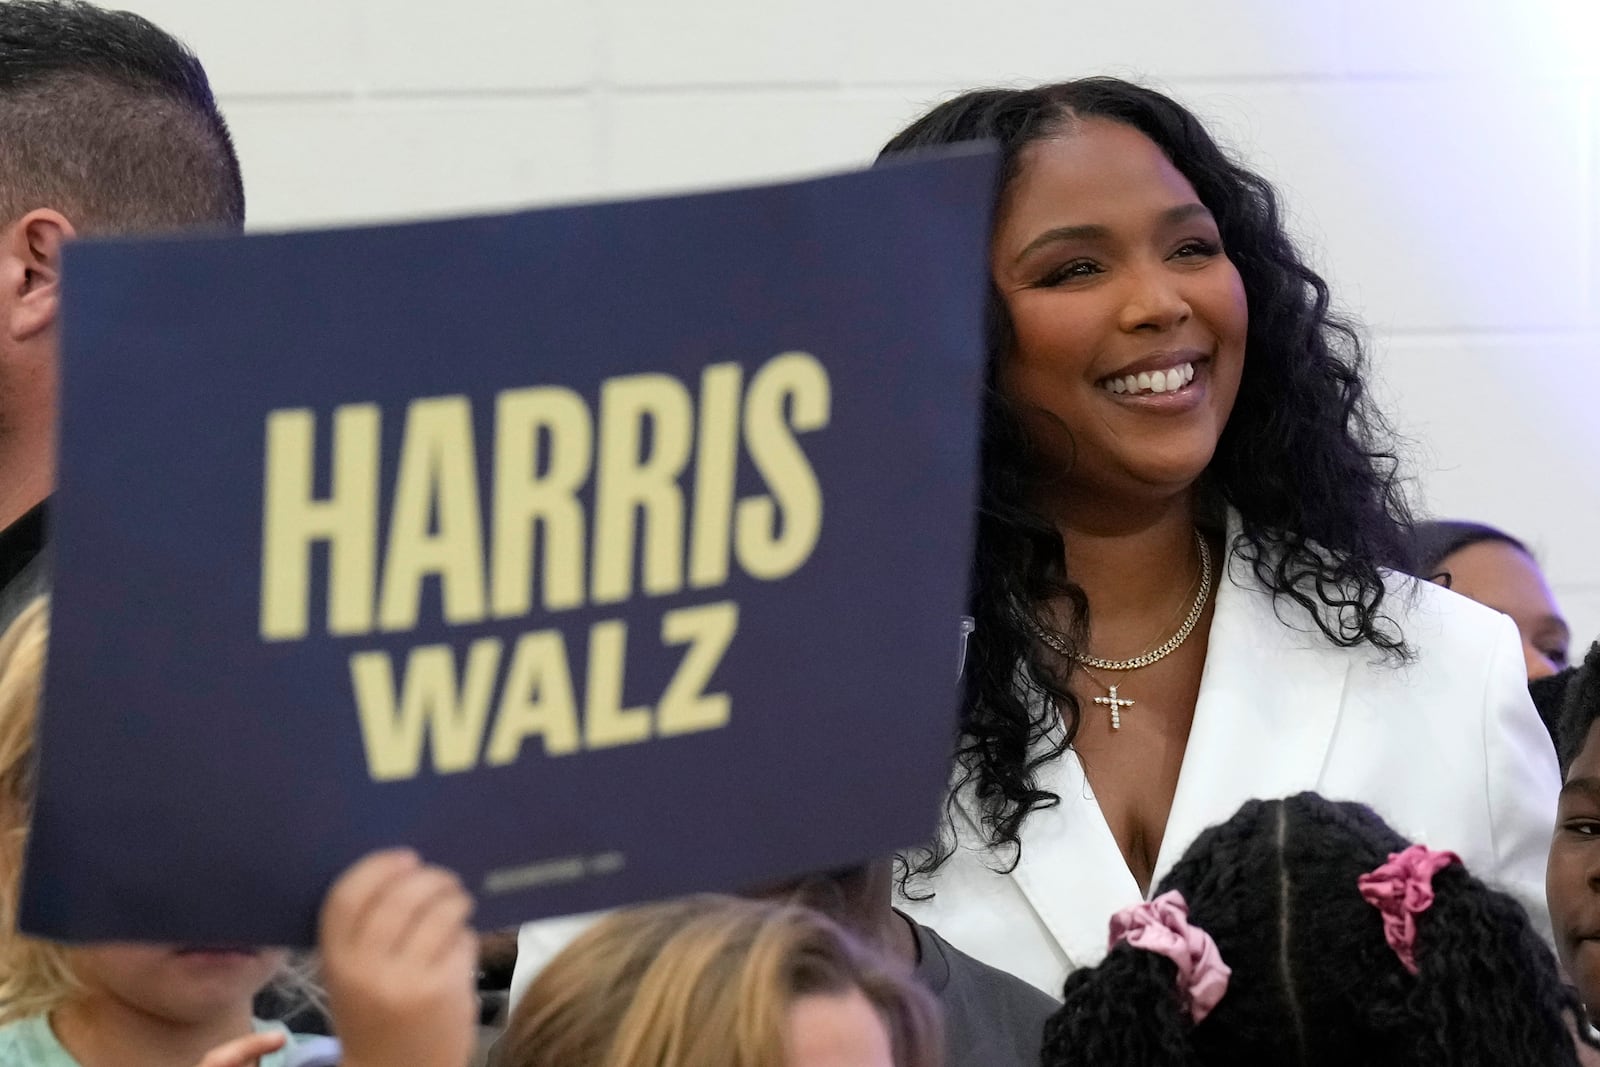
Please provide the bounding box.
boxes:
[258,353,829,641]
[347,601,739,781]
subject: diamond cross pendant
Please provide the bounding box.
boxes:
[1094,686,1135,730]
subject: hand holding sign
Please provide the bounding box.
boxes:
[319,850,477,1067]
[190,1032,288,1067]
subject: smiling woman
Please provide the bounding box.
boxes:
[993,121,1248,501]
[878,78,1559,997]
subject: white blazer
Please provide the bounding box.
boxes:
[897,543,1560,996]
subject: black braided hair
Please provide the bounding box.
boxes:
[1042,793,1591,1066]
[1046,948,1200,1066]
[879,79,1413,886]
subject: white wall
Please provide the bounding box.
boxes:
[118,0,1600,647]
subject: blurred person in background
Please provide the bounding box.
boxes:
[756,860,1056,1067]
[1411,519,1571,682]
[499,895,941,1067]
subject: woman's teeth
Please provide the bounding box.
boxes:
[1102,362,1196,395]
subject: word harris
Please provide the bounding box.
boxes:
[255,353,830,783]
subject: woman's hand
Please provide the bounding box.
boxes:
[191,1030,286,1067]
[319,849,478,1067]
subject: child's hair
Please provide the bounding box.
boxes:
[499,894,942,1067]
[0,596,320,1025]
[1531,665,1576,746]
[1043,792,1590,1066]
[1556,641,1600,774]
[0,597,79,1023]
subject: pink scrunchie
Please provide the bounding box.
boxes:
[1108,890,1231,1023]
[1356,843,1459,975]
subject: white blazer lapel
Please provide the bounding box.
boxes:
[1149,541,1352,889]
[949,522,1353,972]
[958,730,1144,970]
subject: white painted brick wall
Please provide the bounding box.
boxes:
[110,0,1600,648]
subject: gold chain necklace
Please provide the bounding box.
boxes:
[1039,530,1212,670]
[1036,530,1214,731]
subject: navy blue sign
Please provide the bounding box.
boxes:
[23,146,996,946]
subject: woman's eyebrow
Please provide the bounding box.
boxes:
[1011,202,1216,265]
[1162,202,1213,226]
[1013,223,1108,265]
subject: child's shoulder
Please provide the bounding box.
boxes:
[0,1015,78,1066]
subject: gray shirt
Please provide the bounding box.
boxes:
[911,917,1059,1067]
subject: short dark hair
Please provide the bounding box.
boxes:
[1044,793,1591,1065]
[1406,519,1530,583]
[1556,642,1600,775]
[1530,664,1576,744]
[0,0,243,233]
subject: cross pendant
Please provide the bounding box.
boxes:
[1094,686,1135,730]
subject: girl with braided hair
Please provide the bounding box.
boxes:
[1043,792,1592,1066]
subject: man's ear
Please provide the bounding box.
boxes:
[2,209,77,344]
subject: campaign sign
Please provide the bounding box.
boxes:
[21,146,997,946]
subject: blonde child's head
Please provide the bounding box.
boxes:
[0,598,288,1028]
[501,893,941,1067]
[0,597,78,1023]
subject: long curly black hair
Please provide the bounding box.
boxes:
[1043,793,1592,1065]
[879,79,1414,882]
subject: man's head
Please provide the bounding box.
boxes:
[0,1,242,524]
[0,0,243,235]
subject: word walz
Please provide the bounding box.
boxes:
[350,601,739,781]
[258,351,830,641]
